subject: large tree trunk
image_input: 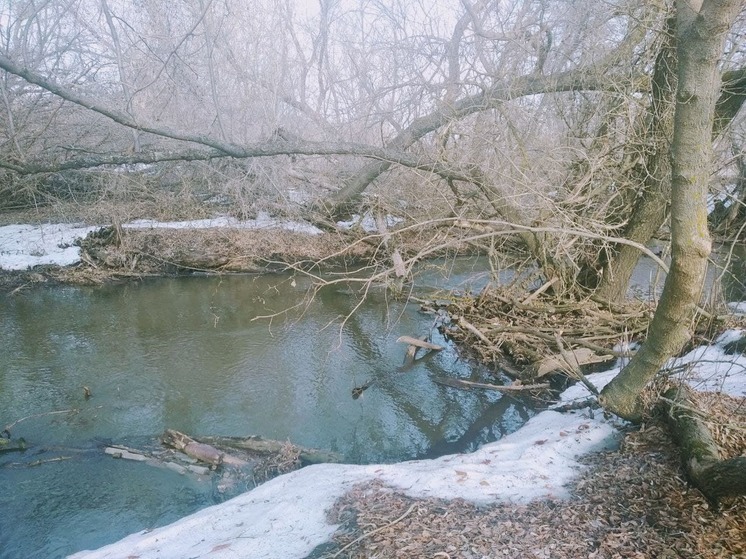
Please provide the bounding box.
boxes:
[593,17,677,301]
[600,0,741,422]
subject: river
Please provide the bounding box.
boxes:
[0,259,534,558]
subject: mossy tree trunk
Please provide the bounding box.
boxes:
[599,0,742,422]
[661,385,746,504]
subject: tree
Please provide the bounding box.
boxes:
[0,0,744,304]
[600,0,744,421]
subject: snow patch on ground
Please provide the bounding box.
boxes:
[122,212,322,235]
[70,330,746,559]
[0,216,322,270]
[70,408,621,559]
[336,212,404,232]
[0,223,99,270]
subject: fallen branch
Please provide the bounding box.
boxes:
[456,316,494,347]
[433,377,549,392]
[162,429,248,467]
[198,435,342,465]
[3,409,80,433]
[395,336,445,351]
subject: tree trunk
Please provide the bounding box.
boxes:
[661,385,746,504]
[593,17,677,301]
[600,0,741,422]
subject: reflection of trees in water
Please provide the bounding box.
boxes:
[418,395,533,460]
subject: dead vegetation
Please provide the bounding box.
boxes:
[324,395,746,559]
[433,284,739,385]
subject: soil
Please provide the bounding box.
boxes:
[0,208,463,292]
[0,224,382,292]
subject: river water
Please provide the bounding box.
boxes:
[0,259,534,558]
[3,248,739,559]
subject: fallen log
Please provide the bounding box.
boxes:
[162,429,248,467]
[661,385,746,505]
[433,377,549,392]
[198,434,342,465]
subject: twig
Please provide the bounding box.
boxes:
[457,316,494,347]
[555,333,600,396]
[3,409,79,432]
[331,503,417,558]
[28,456,72,467]
[521,277,558,305]
[433,377,549,392]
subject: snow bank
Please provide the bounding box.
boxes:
[70,331,746,559]
[70,409,620,559]
[0,216,322,271]
[0,223,99,270]
[122,212,322,235]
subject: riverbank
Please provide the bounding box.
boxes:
[69,338,745,558]
[0,212,457,295]
[2,219,744,558]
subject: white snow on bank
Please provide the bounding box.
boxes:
[0,215,322,271]
[69,331,746,559]
[0,223,99,270]
[337,212,404,232]
[727,301,746,315]
[558,329,746,403]
[70,408,620,559]
[123,212,322,235]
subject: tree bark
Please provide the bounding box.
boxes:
[593,16,677,301]
[600,0,742,422]
[661,385,746,504]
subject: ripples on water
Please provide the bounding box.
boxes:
[0,263,534,557]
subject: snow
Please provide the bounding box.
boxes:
[727,301,746,315]
[0,223,99,270]
[336,212,404,232]
[2,221,743,559]
[0,216,322,271]
[70,408,622,559]
[70,336,745,559]
[122,212,322,235]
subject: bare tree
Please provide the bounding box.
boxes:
[0,0,745,304]
[600,0,743,421]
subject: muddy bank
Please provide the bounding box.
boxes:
[0,219,472,293]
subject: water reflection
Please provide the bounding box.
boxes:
[0,263,532,558]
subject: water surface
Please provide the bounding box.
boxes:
[0,262,531,558]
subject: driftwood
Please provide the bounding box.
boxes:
[661,385,746,505]
[397,334,444,371]
[104,443,213,476]
[198,434,342,465]
[162,429,248,467]
[433,377,549,392]
[396,336,444,351]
